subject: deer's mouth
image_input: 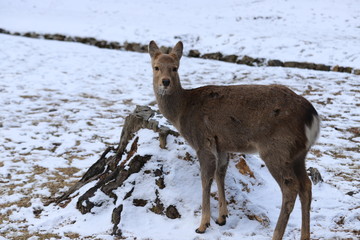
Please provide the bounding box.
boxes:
[157,85,169,96]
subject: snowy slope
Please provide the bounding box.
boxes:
[0,0,360,67]
[0,0,360,239]
[0,33,359,239]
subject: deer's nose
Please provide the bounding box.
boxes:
[162,79,170,87]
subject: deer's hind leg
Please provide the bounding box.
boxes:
[294,151,312,240]
[260,150,299,240]
[195,150,217,234]
[215,151,229,226]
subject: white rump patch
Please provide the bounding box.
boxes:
[305,114,320,149]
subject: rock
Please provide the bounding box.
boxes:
[155,177,166,189]
[307,167,323,185]
[332,65,340,72]
[237,55,255,66]
[74,36,86,43]
[154,168,163,177]
[79,37,96,45]
[267,59,284,67]
[332,65,353,73]
[202,52,223,60]
[354,69,360,75]
[343,67,353,73]
[166,205,181,219]
[315,64,331,71]
[23,32,40,38]
[43,34,54,40]
[237,56,265,66]
[108,41,122,50]
[137,44,149,53]
[64,36,75,42]
[160,46,172,54]
[345,190,359,196]
[283,61,298,68]
[0,28,10,34]
[133,199,148,207]
[33,207,43,217]
[95,40,108,48]
[52,34,66,41]
[255,58,266,66]
[149,190,164,215]
[221,54,238,63]
[284,61,316,70]
[188,49,201,58]
[124,42,148,52]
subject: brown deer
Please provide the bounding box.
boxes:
[148,41,320,240]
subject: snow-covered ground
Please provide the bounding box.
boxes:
[0,0,359,239]
[1,0,360,67]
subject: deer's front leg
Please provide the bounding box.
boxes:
[215,152,229,226]
[195,151,216,234]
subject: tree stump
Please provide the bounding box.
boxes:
[48,105,179,236]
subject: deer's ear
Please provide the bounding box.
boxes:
[171,41,183,60]
[149,41,161,59]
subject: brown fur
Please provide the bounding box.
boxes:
[149,40,320,240]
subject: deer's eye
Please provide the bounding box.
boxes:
[154,66,159,71]
[172,67,178,72]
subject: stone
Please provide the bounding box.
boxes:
[353,69,360,75]
[160,46,172,54]
[108,41,122,50]
[221,54,238,63]
[237,55,255,66]
[0,28,10,34]
[52,34,66,41]
[315,64,331,71]
[343,67,353,73]
[284,61,316,70]
[307,167,323,185]
[23,32,40,38]
[267,59,284,67]
[95,40,108,48]
[332,65,353,73]
[150,190,164,215]
[166,205,181,219]
[201,52,223,60]
[133,199,148,207]
[188,49,201,58]
[155,177,166,189]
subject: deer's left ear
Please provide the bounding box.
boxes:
[171,41,183,60]
[149,41,161,59]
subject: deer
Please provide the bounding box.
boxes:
[148,40,320,240]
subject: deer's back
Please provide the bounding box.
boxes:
[178,84,317,154]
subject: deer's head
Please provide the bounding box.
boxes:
[149,41,183,96]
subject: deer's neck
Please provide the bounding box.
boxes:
[156,87,186,127]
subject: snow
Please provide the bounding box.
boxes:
[1,0,360,68]
[0,0,359,239]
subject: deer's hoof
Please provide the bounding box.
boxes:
[195,228,205,234]
[215,219,226,226]
[215,215,228,226]
[195,223,210,234]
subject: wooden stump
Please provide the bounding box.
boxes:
[48,105,179,236]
